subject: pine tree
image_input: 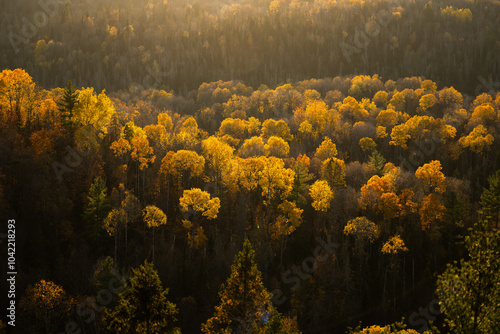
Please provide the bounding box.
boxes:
[83,176,112,243]
[368,150,386,176]
[436,218,500,333]
[202,239,300,334]
[479,169,500,228]
[58,80,78,136]
[103,261,179,334]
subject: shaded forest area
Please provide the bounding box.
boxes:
[1,0,500,333]
[0,68,499,333]
[0,0,499,95]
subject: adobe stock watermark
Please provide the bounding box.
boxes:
[340,0,399,64]
[271,234,340,305]
[51,125,100,183]
[399,136,442,173]
[8,0,71,53]
[408,277,464,333]
[474,74,500,97]
[54,267,130,334]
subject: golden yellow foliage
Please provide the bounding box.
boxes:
[381,234,408,254]
[309,180,333,211]
[415,160,446,193]
[315,137,338,160]
[143,205,167,228]
[458,124,494,153]
[180,188,220,220]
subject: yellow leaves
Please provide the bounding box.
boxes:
[161,150,205,182]
[420,193,445,230]
[419,94,438,111]
[381,234,408,254]
[315,137,338,161]
[202,136,234,176]
[421,79,437,92]
[237,156,295,203]
[261,118,293,141]
[415,160,446,193]
[468,103,496,129]
[376,109,400,128]
[179,188,220,220]
[340,96,369,122]
[73,87,115,134]
[390,115,456,149]
[271,200,303,240]
[309,180,333,212]
[176,117,201,149]
[265,136,290,157]
[439,86,463,108]
[388,91,405,112]
[143,205,167,228]
[376,126,388,138]
[320,157,346,188]
[144,124,170,152]
[344,217,379,243]
[359,137,376,152]
[130,137,155,171]
[373,90,388,108]
[0,68,36,126]
[458,125,494,153]
[219,118,249,141]
[389,123,411,148]
[239,136,266,158]
[103,208,126,236]
[158,112,173,131]
[440,6,472,22]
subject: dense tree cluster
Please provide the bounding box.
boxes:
[1,68,500,333]
[0,0,499,95]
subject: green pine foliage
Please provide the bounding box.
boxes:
[436,218,500,333]
[103,261,180,334]
[202,239,300,334]
[83,176,112,243]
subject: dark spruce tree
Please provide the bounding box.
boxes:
[202,239,300,334]
[103,261,179,334]
[57,80,78,137]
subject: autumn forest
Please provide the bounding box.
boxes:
[0,0,499,333]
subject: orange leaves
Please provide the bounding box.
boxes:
[110,137,131,157]
[420,193,445,230]
[20,280,75,333]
